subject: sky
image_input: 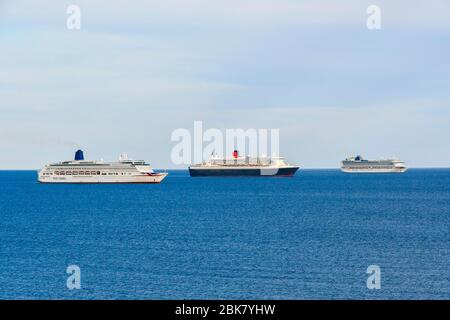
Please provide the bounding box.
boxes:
[0,0,449,169]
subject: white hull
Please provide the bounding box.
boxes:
[38,172,168,184]
[341,167,408,173]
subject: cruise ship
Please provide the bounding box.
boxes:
[189,150,299,177]
[38,150,168,183]
[341,155,407,173]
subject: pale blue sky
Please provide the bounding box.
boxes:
[1,0,449,168]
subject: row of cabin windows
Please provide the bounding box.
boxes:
[54,171,101,176]
[49,171,133,176]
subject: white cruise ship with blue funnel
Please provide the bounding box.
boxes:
[341,155,407,173]
[38,150,168,183]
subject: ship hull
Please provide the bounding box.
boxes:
[38,173,168,184]
[189,166,299,177]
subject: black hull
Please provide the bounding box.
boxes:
[189,167,299,177]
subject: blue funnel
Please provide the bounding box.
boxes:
[74,149,84,161]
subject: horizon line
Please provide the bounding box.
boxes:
[1,166,450,171]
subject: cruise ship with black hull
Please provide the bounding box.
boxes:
[189,151,299,177]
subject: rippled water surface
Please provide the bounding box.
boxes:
[0,169,449,299]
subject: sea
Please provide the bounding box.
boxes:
[0,169,449,299]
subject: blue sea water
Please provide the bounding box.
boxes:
[0,169,449,300]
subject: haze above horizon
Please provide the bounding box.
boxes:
[1,0,449,169]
